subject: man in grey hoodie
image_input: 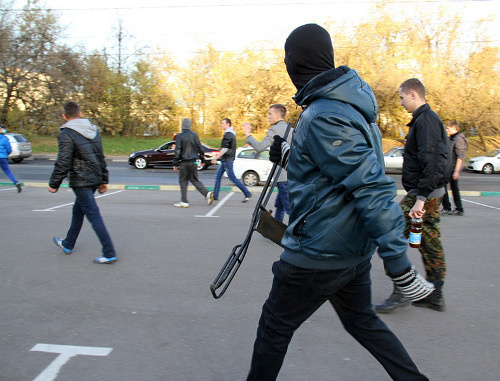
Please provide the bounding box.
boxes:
[49,102,116,264]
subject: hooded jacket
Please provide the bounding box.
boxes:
[280,66,411,275]
[173,119,205,166]
[49,118,108,189]
[0,134,12,159]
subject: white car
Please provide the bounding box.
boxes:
[230,147,273,186]
[383,147,404,171]
[5,132,32,163]
[467,149,500,174]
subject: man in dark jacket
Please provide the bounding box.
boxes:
[211,118,252,202]
[173,118,214,208]
[247,24,433,381]
[441,120,467,216]
[49,102,116,264]
[376,78,448,313]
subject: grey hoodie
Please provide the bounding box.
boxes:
[61,118,98,140]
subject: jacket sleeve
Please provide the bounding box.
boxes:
[2,138,12,155]
[97,137,108,184]
[173,137,182,166]
[307,112,411,274]
[49,130,74,189]
[454,134,467,162]
[245,127,275,152]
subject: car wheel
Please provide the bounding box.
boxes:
[196,159,206,171]
[482,163,494,174]
[242,171,259,187]
[12,158,23,163]
[134,156,148,169]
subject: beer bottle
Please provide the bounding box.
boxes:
[409,217,423,248]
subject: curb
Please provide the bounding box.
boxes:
[2,182,499,196]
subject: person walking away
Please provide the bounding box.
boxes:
[441,120,467,216]
[0,125,22,192]
[211,118,252,203]
[172,118,214,208]
[243,104,292,222]
[247,24,434,381]
[376,78,449,313]
[49,101,117,264]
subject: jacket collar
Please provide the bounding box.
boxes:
[407,103,430,127]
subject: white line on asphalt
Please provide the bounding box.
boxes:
[195,192,234,217]
[30,343,113,381]
[463,198,500,211]
[33,190,126,212]
[0,187,16,192]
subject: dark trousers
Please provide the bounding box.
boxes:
[247,259,428,381]
[62,187,116,258]
[179,162,208,203]
[442,178,463,212]
[274,181,290,223]
[0,158,18,184]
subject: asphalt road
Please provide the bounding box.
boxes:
[0,183,499,380]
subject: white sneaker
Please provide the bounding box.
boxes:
[174,202,190,208]
[206,191,214,205]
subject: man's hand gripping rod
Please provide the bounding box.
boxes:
[210,124,292,299]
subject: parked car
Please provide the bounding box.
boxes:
[128,140,219,170]
[5,132,32,163]
[383,146,404,171]
[467,149,500,174]
[231,147,273,186]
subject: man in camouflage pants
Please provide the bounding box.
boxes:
[376,78,449,313]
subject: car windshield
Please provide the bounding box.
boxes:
[485,150,500,157]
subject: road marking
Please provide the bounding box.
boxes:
[33,190,126,212]
[196,192,234,217]
[463,198,500,211]
[0,187,17,192]
[30,344,113,381]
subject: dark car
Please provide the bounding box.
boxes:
[128,140,219,170]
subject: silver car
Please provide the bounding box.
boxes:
[6,133,32,163]
[467,149,500,174]
[383,147,404,171]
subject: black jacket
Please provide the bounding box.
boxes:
[402,104,450,198]
[173,129,204,166]
[49,119,108,189]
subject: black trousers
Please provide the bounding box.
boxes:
[179,162,209,203]
[442,178,463,212]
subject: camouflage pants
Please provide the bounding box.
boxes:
[400,194,446,282]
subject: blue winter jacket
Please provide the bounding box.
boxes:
[280,66,411,275]
[0,134,12,159]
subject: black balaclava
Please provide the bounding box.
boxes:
[284,24,335,92]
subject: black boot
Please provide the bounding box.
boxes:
[375,287,410,314]
[413,287,445,311]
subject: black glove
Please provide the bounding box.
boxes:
[389,266,435,302]
[269,135,290,169]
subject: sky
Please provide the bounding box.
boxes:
[10,0,500,62]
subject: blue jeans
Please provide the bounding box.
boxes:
[0,158,18,184]
[62,187,116,258]
[274,182,290,223]
[213,161,251,199]
[247,259,428,381]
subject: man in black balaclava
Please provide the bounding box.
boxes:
[247,24,433,381]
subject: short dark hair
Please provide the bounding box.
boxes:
[447,120,459,129]
[399,78,426,99]
[222,118,231,126]
[270,104,286,119]
[63,102,81,118]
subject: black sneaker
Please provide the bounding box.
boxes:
[375,289,410,314]
[242,194,252,203]
[440,209,452,216]
[451,209,464,216]
[15,183,22,193]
